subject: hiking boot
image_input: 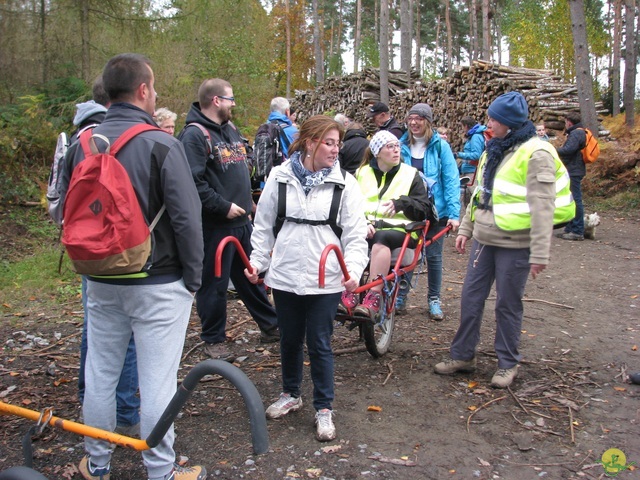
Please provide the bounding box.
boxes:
[315,408,336,442]
[428,298,444,321]
[434,357,477,375]
[338,291,359,314]
[203,342,235,362]
[354,291,381,317]
[260,328,280,344]
[114,422,140,437]
[491,365,519,388]
[557,232,584,241]
[266,393,303,419]
[159,464,207,480]
[79,456,110,480]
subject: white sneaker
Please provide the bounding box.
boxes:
[265,393,303,419]
[315,408,336,441]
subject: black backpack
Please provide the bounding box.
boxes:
[253,121,285,180]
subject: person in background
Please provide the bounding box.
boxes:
[339,122,369,174]
[434,91,574,389]
[367,102,405,139]
[436,126,449,141]
[154,107,177,136]
[288,105,299,129]
[340,130,431,317]
[180,78,279,362]
[245,115,368,442]
[334,113,351,129]
[396,103,460,320]
[57,52,206,480]
[455,116,487,176]
[555,112,587,241]
[267,97,298,157]
[536,123,550,141]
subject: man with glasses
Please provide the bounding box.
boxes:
[180,78,279,362]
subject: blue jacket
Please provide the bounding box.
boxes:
[267,111,298,157]
[400,130,461,221]
[457,124,487,174]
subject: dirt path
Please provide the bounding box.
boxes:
[1,212,639,479]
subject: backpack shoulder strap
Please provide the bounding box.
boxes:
[186,122,213,155]
[327,182,345,239]
[110,124,162,156]
[273,181,287,238]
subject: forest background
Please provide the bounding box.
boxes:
[0,0,638,204]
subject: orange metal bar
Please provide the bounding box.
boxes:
[318,244,350,288]
[0,401,149,451]
[214,235,263,284]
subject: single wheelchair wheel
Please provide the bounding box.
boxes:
[362,308,395,358]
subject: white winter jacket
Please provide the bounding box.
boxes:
[250,159,369,295]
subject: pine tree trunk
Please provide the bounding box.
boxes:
[612,0,621,115]
[444,0,453,76]
[568,0,599,135]
[354,0,362,73]
[623,0,637,127]
[414,1,421,76]
[482,0,490,60]
[313,0,324,84]
[285,0,292,98]
[380,0,390,103]
[400,0,411,84]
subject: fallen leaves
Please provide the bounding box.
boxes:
[368,454,417,467]
[367,405,382,412]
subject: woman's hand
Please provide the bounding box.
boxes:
[342,276,359,292]
[455,234,469,254]
[366,223,376,239]
[381,200,396,217]
[244,264,259,284]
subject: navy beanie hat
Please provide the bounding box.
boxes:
[487,92,529,129]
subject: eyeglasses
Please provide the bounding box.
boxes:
[384,142,401,150]
[318,139,343,149]
[216,95,235,102]
[405,116,426,123]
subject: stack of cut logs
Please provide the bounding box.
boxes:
[292,60,606,151]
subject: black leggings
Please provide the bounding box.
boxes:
[368,229,417,250]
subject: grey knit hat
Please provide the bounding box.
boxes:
[407,103,433,123]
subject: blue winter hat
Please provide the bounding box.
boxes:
[487,92,529,129]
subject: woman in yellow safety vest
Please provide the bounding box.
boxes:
[433,91,575,389]
[339,130,432,318]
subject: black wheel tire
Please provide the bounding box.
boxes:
[362,309,395,358]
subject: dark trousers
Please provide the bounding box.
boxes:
[197,222,277,344]
[272,289,341,411]
[566,175,584,235]
[450,240,530,369]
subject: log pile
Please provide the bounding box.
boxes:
[292,60,606,151]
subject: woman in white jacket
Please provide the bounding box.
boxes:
[245,115,368,442]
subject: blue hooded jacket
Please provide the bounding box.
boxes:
[400,130,460,221]
[457,124,487,174]
[267,111,298,157]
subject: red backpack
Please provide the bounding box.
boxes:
[62,124,165,275]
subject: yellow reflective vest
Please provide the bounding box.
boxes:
[471,138,575,231]
[356,163,418,239]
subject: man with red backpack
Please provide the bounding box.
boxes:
[56,53,205,480]
[556,112,587,241]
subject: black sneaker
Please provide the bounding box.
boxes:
[260,328,280,344]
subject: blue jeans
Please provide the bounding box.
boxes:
[425,224,445,300]
[79,276,140,427]
[272,289,340,411]
[566,175,584,235]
